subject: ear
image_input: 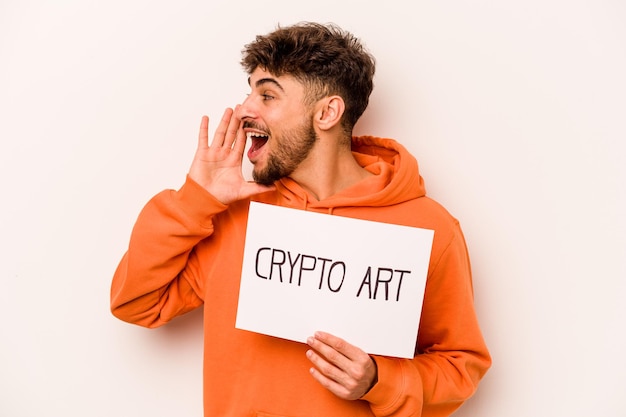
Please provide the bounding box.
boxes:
[315,96,345,131]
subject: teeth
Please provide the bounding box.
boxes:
[248,132,267,138]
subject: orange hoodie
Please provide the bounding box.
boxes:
[111,135,491,416]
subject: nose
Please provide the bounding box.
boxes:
[236,95,256,121]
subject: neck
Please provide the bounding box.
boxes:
[289,136,371,201]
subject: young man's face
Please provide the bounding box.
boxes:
[238,67,318,185]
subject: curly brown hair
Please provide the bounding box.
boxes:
[241,22,376,134]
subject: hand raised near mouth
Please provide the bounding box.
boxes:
[189,107,275,205]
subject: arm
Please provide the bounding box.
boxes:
[110,176,226,327]
[110,109,273,327]
[364,225,491,416]
[306,223,491,416]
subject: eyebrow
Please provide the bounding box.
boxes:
[247,77,285,92]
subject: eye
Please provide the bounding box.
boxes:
[262,93,274,101]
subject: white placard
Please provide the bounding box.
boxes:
[235,202,434,358]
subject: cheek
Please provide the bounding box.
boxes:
[265,104,312,137]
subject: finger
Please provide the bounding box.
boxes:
[197,115,209,149]
[308,364,351,399]
[306,347,342,382]
[307,349,364,400]
[223,105,241,149]
[211,107,234,147]
[307,334,350,373]
[232,119,247,156]
[311,331,359,362]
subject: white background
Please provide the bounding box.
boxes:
[1,1,624,416]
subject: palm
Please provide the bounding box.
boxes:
[189,109,273,204]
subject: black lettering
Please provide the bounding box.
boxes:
[374,268,394,300]
[270,248,286,282]
[356,266,373,298]
[317,257,332,289]
[298,254,317,286]
[287,252,301,283]
[394,269,411,301]
[255,247,271,279]
[326,261,346,292]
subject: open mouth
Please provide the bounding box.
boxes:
[246,131,269,160]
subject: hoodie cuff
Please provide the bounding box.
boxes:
[361,356,419,414]
[175,175,229,228]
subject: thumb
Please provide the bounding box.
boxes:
[240,182,276,199]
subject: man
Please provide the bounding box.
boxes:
[111,22,491,416]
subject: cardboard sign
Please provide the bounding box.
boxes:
[235,202,434,358]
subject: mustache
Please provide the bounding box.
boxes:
[242,121,267,132]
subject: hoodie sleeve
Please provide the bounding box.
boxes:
[110,176,228,328]
[361,222,491,416]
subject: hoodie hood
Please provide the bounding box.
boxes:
[269,135,426,212]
